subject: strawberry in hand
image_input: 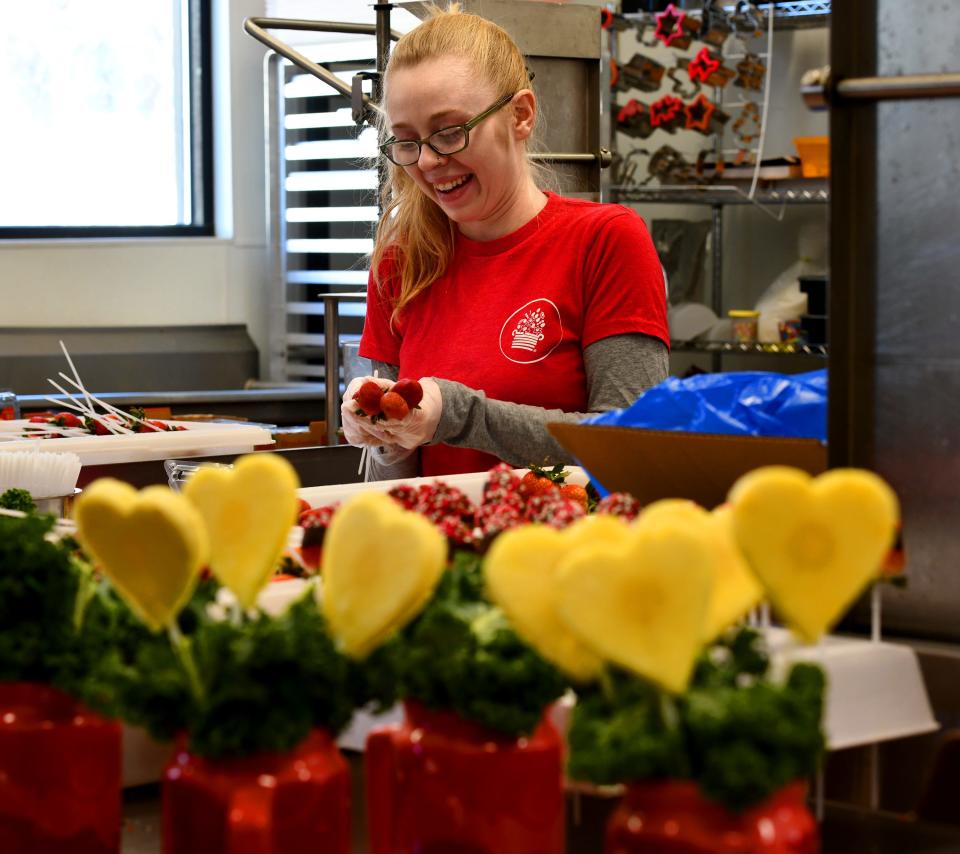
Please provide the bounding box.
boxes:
[353,381,386,417]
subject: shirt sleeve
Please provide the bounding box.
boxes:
[581,208,669,350]
[432,333,668,466]
[359,263,403,365]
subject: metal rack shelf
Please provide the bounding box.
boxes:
[611,180,829,206]
[623,1,829,31]
[671,340,828,357]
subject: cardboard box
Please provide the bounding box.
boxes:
[548,423,827,509]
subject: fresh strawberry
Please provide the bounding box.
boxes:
[380,391,410,421]
[518,471,559,501]
[295,498,311,521]
[391,378,424,409]
[595,492,642,521]
[559,483,589,509]
[28,415,52,424]
[83,417,112,435]
[0,407,15,421]
[354,380,385,417]
[51,412,84,429]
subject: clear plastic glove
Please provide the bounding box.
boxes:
[377,377,443,450]
[340,376,397,448]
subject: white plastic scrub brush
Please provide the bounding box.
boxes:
[0,450,82,499]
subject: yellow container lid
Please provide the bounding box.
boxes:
[728,310,760,318]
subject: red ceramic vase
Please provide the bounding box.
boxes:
[605,779,819,853]
[366,700,565,854]
[0,682,122,853]
[162,728,350,854]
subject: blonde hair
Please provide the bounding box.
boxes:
[371,6,541,325]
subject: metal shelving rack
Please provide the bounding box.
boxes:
[612,179,828,206]
[670,340,827,357]
[609,1,831,370]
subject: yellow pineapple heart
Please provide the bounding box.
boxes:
[555,518,715,694]
[183,453,300,609]
[729,466,900,644]
[639,500,763,641]
[321,491,447,658]
[483,515,630,682]
[74,479,208,632]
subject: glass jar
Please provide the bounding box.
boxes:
[606,779,817,854]
[729,309,761,344]
[0,682,122,853]
[163,728,350,854]
[366,700,565,854]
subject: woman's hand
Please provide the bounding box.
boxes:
[340,376,399,447]
[377,377,443,450]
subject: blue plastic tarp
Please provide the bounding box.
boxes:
[585,369,827,441]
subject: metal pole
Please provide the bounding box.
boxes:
[243,17,401,112]
[711,204,723,373]
[316,293,367,446]
[324,296,342,446]
[374,4,392,213]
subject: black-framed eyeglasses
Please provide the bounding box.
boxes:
[379,91,517,167]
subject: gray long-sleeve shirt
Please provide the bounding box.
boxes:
[364,332,668,481]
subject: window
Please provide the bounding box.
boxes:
[0,0,213,238]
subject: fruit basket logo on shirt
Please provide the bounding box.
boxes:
[499,298,563,365]
[512,308,546,351]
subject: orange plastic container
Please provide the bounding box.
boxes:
[794,136,829,178]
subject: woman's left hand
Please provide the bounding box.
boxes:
[378,377,443,450]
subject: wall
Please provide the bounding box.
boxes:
[0,0,272,376]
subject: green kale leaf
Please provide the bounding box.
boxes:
[73,578,357,759]
[567,627,826,812]
[363,550,568,737]
[0,488,37,513]
[0,514,80,682]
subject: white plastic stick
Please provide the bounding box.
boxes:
[56,373,153,432]
[46,380,132,435]
[59,340,96,415]
[357,369,379,480]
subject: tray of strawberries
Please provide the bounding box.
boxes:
[293,464,641,575]
[0,411,274,466]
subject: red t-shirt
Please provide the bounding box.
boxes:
[360,191,668,476]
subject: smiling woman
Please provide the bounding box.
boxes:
[0,0,213,238]
[340,5,671,479]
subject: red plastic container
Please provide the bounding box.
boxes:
[366,700,565,854]
[0,682,122,853]
[162,728,350,854]
[606,779,818,853]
